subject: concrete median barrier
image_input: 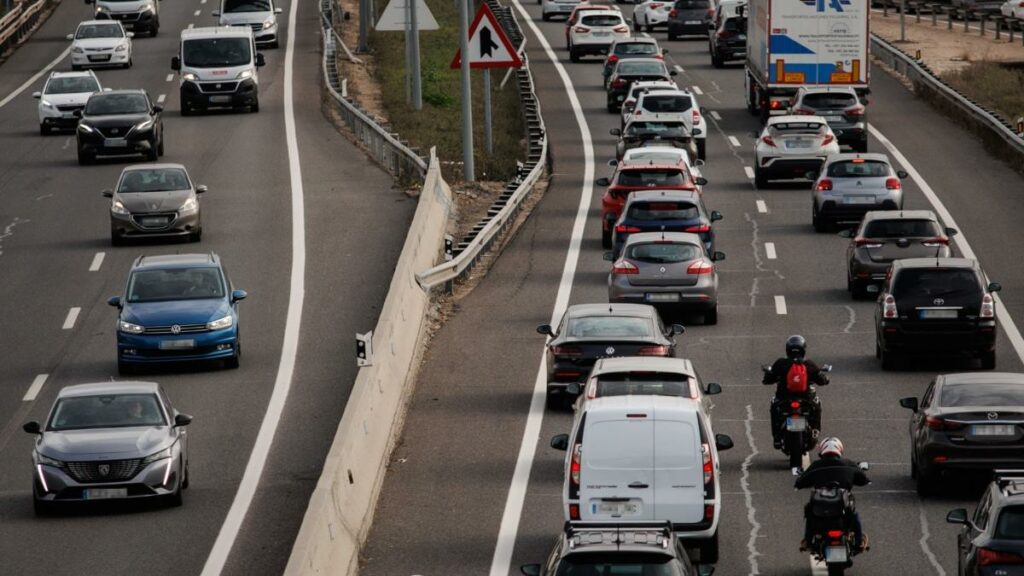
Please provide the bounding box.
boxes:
[284,150,453,576]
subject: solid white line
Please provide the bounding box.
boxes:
[710,110,721,120]
[728,135,740,147]
[194,9,201,15]
[157,94,166,104]
[88,252,105,271]
[0,47,71,110]
[691,85,703,95]
[22,374,48,402]
[774,295,787,315]
[166,73,175,82]
[918,506,947,575]
[62,307,81,330]
[745,166,756,180]
[755,199,767,213]
[198,0,306,570]
[489,1,595,574]
[869,124,1024,365]
[740,405,763,574]
[673,64,683,73]
[765,242,776,260]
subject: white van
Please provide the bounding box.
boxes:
[212,0,282,49]
[171,26,265,115]
[551,395,733,564]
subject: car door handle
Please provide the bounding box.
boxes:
[628,482,649,489]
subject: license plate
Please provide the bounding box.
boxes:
[63,112,77,118]
[210,95,232,103]
[685,19,702,24]
[83,488,127,500]
[89,55,111,62]
[159,339,195,350]
[843,196,875,205]
[971,424,1016,436]
[918,309,958,320]
[786,416,807,432]
[140,217,169,226]
[825,115,844,122]
[646,293,681,302]
[825,546,848,563]
[738,34,747,39]
[104,138,127,148]
[867,284,880,293]
[595,501,640,516]
[786,140,809,149]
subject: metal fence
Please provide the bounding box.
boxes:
[0,0,49,59]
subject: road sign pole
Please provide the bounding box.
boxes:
[357,0,369,52]
[899,0,906,42]
[404,0,412,104]
[459,0,475,181]
[410,0,422,110]
[483,69,492,154]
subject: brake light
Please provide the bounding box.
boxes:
[790,401,801,410]
[793,107,815,115]
[816,179,833,191]
[607,54,619,63]
[668,8,677,17]
[883,294,897,318]
[717,29,733,38]
[570,444,582,485]
[687,259,714,275]
[827,530,844,540]
[569,503,581,520]
[685,223,710,233]
[702,443,713,485]
[638,345,670,356]
[574,25,590,33]
[654,53,664,60]
[921,237,948,247]
[704,504,715,521]
[854,238,883,248]
[552,345,582,356]
[769,100,785,110]
[612,260,639,275]
[980,548,1024,566]
[846,105,865,117]
[611,78,627,88]
[761,136,776,147]
[925,416,965,431]
[981,293,995,318]
[613,24,629,33]
[615,224,641,233]
[885,177,901,190]
[650,2,662,7]
[821,134,835,146]
[692,109,701,125]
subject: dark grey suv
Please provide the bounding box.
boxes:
[946,472,1024,573]
[788,86,868,152]
[667,0,713,40]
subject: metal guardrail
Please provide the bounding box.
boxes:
[874,1,1024,42]
[319,0,428,182]
[870,33,1024,157]
[415,0,548,292]
[0,0,48,59]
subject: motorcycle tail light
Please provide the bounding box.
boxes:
[790,401,801,409]
[827,530,844,539]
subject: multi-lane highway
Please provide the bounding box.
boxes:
[361,2,1024,575]
[0,0,413,574]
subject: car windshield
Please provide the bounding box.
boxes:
[596,372,693,398]
[48,393,165,431]
[555,553,682,576]
[827,160,890,178]
[996,506,1024,540]
[76,24,123,39]
[863,219,940,238]
[641,94,693,113]
[617,170,686,187]
[581,14,622,26]
[630,84,670,100]
[566,316,654,338]
[939,383,1024,407]
[223,0,272,11]
[182,37,252,68]
[627,242,701,263]
[118,169,191,193]
[45,76,100,94]
[614,42,658,56]
[802,92,857,109]
[626,122,688,138]
[127,267,226,302]
[627,200,699,220]
[892,268,981,300]
[769,122,827,136]
[618,62,667,76]
[85,94,149,115]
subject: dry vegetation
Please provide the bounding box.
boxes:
[942,62,1024,128]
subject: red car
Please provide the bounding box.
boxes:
[596,163,707,248]
[564,5,618,48]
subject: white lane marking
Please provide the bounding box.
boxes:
[201,0,207,4]
[166,73,175,82]
[728,135,741,147]
[843,305,856,333]
[88,252,105,272]
[745,166,756,180]
[774,295,787,315]
[489,1,595,574]
[691,85,703,95]
[870,124,1024,365]
[188,23,195,28]
[157,94,166,104]
[755,199,767,213]
[194,9,202,15]
[740,405,763,574]
[0,47,72,110]
[22,374,49,402]
[198,0,306,570]
[641,31,651,38]
[810,557,829,575]
[918,506,948,575]
[62,307,81,330]
[764,242,776,259]
[673,64,683,73]
[710,110,721,120]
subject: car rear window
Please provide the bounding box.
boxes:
[641,94,693,114]
[996,506,1024,540]
[627,200,698,220]
[769,122,827,135]
[614,42,658,56]
[863,219,940,238]
[555,553,678,576]
[618,61,667,75]
[939,383,1024,408]
[826,160,890,178]
[567,316,654,338]
[596,372,694,398]
[626,122,689,137]
[618,170,686,187]
[891,269,981,301]
[802,92,858,109]
[674,0,710,8]
[49,393,166,431]
[624,150,686,164]
[581,14,622,26]
[724,17,746,31]
[626,243,701,264]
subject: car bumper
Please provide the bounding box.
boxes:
[70,52,131,67]
[758,157,827,179]
[111,210,200,239]
[117,329,238,364]
[572,41,613,55]
[816,198,901,222]
[98,11,158,30]
[878,322,996,353]
[668,20,710,35]
[920,441,1024,473]
[832,124,867,146]
[78,133,155,157]
[610,289,718,310]
[181,79,258,110]
[255,28,278,44]
[715,45,747,60]
[34,457,181,503]
[543,3,576,15]
[40,113,81,128]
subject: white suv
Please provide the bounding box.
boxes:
[67,20,133,70]
[620,80,677,127]
[33,70,102,135]
[634,88,708,160]
[568,10,630,62]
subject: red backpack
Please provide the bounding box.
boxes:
[786,362,808,394]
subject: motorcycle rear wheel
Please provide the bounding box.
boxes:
[787,431,804,469]
[827,564,846,576]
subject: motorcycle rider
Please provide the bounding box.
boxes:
[795,437,870,553]
[762,335,829,449]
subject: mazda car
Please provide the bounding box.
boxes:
[76,89,164,164]
[104,163,206,245]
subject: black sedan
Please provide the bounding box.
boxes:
[606,58,677,112]
[77,89,164,165]
[537,303,682,410]
[947,474,1024,575]
[900,372,1024,497]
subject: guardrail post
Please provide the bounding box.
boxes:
[980,14,985,36]
[948,8,953,29]
[964,11,970,32]
[915,3,921,23]
[932,4,937,26]
[1011,22,1015,42]
[995,17,1001,39]
[883,1,888,17]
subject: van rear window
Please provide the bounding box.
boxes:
[891,269,981,301]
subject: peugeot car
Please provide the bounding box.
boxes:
[104,163,206,245]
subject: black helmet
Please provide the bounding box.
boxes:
[785,335,806,361]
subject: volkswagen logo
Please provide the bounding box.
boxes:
[605,346,615,355]
[933,298,944,306]
[111,128,119,135]
[215,83,222,89]
[989,412,999,420]
[660,266,666,273]
[171,324,182,334]
[98,464,110,477]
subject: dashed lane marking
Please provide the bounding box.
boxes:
[88,252,105,271]
[764,242,776,259]
[728,135,740,147]
[62,307,81,330]
[774,295,787,315]
[673,64,683,73]
[194,9,201,15]
[745,166,756,180]
[710,110,721,120]
[755,199,767,213]
[157,94,166,104]
[166,73,175,82]
[22,374,48,402]
[691,85,703,94]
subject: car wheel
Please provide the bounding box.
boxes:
[111,231,123,246]
[40,124,50,136]
[645,24,654,32]
[754,168,767,189]
[697,530,719,564]
[854,141,868,153]
[606,100,618,113]
[812,207,828,233]
[697,139,706,161]
[189,228,202,243]
[251,99,260,113]
[224,341,241,369]
[270,39,279,49]
[711,52,723,68]
[703,306,718,325]
[667,31,678,40]
[147,141,159,161]
[570,47,580,62]
[181,103,193,117]
[77,148,93,166]
[981,350,996,370]
[117,360,134,375]
[71,64,82,71]
[33,495,53,517]
[545,392,563,411]
[125,58,133,69]
[181,462,190,489]
[542,12,551,20]
[602,226,612,249]
[158,133,165,156]
[916,465,939,497]
[850,279,868,300]
[166,461,184,507]
[880,347,898,371]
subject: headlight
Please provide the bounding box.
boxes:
[78,123,95,133]
[111,199,130,215]
[236,69,253,80]
[141,3,155,12]
[36,452,64,468]
[134,118,154,132]
[115,42,128,52]
[40,99,55,109]
[72,46,84,54]
[141,447,172,466]
[206,315,233,331]
[182,72,198,82]
[263,17,276,28]
[179,196,199,213]
[118,320,144,334]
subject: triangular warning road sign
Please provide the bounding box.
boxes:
[376,0,439,32]
[450,3,522,69]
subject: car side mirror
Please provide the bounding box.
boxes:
[704,382,722,395]
[945,227,958,237]
[107,296,122,308]
[596,177,610,187]
[695,159,705,167]
[126,32,135,38]
[171,56,181,70]
[603,251,614,262]
[697,566,715,576]
[102,189,114,198]
[174,413,193,427]
[858,461,870,471]
[946,508,969,526]
[152,105,163,113]
[23,421,41,435]
[196,185,208,194]
[712,251,725,262]
[691,128,702,136]
[695,177,709,186]
[256,53,266,67]
[837,228,854,238]
[988,282,1002,293]
[670,323,685,336]
[669,70,678,76]
[73,109,83,118]
[275,6,283,12]
[32,91,41,99]
[609,128,621,136]
[211,9,220,15]
[537,324,554,336]
[550,434,569,451]
[710,210,722,222]
[66,33,74,40]
[607,159,618,167]
[566,382,581,396]
[521,564,542,576]
[715,433,734,451]
[898,396,919,412]
[896,170,909,179]
[231,289,248,302]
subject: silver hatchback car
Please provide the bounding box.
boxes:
[23,381,192,514]
[104,163,206,245]
[606,231,724,324]
[811,153,907,232]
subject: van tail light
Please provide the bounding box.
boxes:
[816,179,833,191]
[883,294,897,318]
[702,443,713,485]
[687,259,714,275]
[761,136,776,147]
[980,548,1024,566]
[570,444,582,486]
[846,105,866,117]
[615,224,641,233]
[569,503,581,520]
[925,416,965,431]
[821,134,835,146]
[669,8,678,17]
[574,25,591,33]
[704,504,715,521]
[921,237,948,247]
[552,345,583,357]
[854,238,883,248]
[638,345,670,356]
[607,54,619,63]
[613,24,629,33]
[981,293,995,318]
[612,260,639,275]
[685,223,710,233]
[885,177,901,190]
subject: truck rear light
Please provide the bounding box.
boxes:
[885,177,901,190]
[685,223,710,233]
[702,443,713,485]
[638,345,670,356]
[980,548,1024,566]
[883,295,897,318]
[569,503,581,520]
[612,260,639,275]
[816,179,833,191]
[761,136,776,147]
[854,238,883,248]
[921,237,948,247]
[981,293,995,318]
[552,345,582,356]
[925,416,965,431]
[571,444,582,485]
[613,25,629,33]
[687,259,714,274]
[615,224,641,233]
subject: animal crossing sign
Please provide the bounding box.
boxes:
[450,3,522,69]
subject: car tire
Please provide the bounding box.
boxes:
[39,124,49,136]
[704,306,718,325]
[270,39,279,49]
[812,209,829,233]
[645,24,654,32]
[111,231,123,246]
[33,496,53,517]
[546,392,563,411]
[981,350,996,370]
[158,133,165,156]
[147,141,159,161]
[125,58,133,69]
[224,340,241,369]
[697,530,719,564]
[542,12,551,20]
[754,168,768,189]
[117,360,134,375]
[880,346,898,371]
[189,228,202,243]
[182,462,190,489]
[569,47,580,62]
[850,279,868,300]
[711,52,723,68]
[251,99,260,113]
[854,141,868,153]
[697,139,706,161]
[602,226,612,249]
[916,465,939,497]
[667,31,678,40]
[166,462,184,507]
[607,100,618,113]
[77,148,93,166]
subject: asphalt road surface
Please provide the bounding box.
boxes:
[0,1,414,574]
[362,2,1024,575]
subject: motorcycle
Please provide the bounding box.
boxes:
[805,464,870,576]
[762,363,831,474]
